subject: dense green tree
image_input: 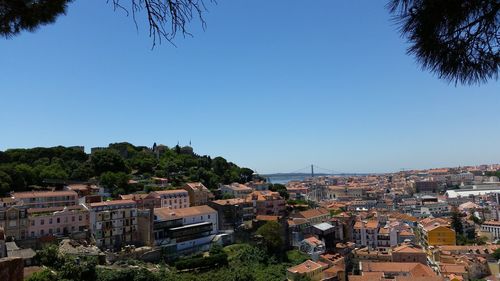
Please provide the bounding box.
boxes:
[91,149,128,175]
[70,162,95,181]
[128,151,157,174]
[494,248,500,260]
[38,163,69,181]
[36,244,63,268]
[25,269,59,281]
[269,183,290,200]
[451,206,464,234]
[0,170,12,195]
[100,171,131,196]
[255,221,284,254]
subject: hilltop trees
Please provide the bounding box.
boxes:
[91,150,129,175]
[0,143,257,196]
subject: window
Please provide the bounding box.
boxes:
[40,229,44,235]
[49,228,53,234]
[31,220,35,226]
[57,218,60,223]
[79,216,82,221]
[72,216,75,222]
[41,219,45,225]
[49,218,52,224]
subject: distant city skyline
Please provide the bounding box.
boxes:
[1,1,499,175]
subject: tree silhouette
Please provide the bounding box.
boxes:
[388,0,499,85]
[1,0,498,85]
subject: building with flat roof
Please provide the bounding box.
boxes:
[208,198,254,230]
[11,191,78,209]
[86,200,138,249]
[27,205,89,238]
[153,205,218,255]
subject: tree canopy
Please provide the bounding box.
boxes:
[0,143,257,197]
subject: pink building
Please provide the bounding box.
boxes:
[151,190,189,209]
[12,191,78,209]
[27,205,89,238]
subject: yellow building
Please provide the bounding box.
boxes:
[425,225,456,246]
[418,218,456,248]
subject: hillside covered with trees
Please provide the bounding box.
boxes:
[0,142,258,196]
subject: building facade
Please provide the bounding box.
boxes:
[11,191,78,209]
[87,200,138,249]
[153,205,218,254]
[27,206,89,238]
[152,190,190,209]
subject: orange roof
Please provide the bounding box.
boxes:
[296,208,330,220]
[366,220,379,229]
[361,262,436,277]
[13,190,77,198]
[440,263,467,274]
[184,182,209,191]
[211,198,248,206]
[392,244,424,254]
[256,215,280,221]
[155,205,216,220]
[483,220,500,226]
[287,260,325,274]
[153,189,188,195]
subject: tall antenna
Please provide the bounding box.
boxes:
[311,164,314,178]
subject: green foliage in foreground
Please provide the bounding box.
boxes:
[29,243,308,281]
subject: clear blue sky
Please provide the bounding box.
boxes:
[0,1,499,174]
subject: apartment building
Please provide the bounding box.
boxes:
[350,262,443,281]
[247,190,286,216]
[27,205,89,238]
[11,191,78,209]
[208,198,254,230]
[182,182,213,206]
[87,200,138,249]
[0,203,28,240]
[152,190,189,209]
[481,220,500,239]
[0,227,5,258]
[220,183,253,198]
[119,193,159,209]
[353,220,379,249]
[418,218,456,247]
[246,181,270,191]
[391,244,427,264]
[153,205,218,254]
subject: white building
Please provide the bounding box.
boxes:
[86,200,138,249]
[481,220,500,239]
[153,205,218,252]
